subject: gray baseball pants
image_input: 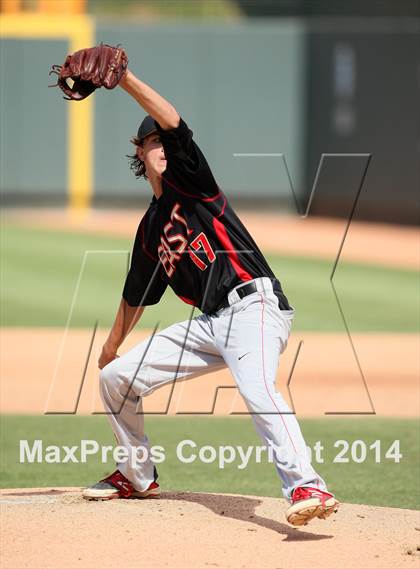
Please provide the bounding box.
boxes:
[99,277,327,500]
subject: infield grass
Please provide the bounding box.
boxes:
[1,222,418,332]
[1,415,418,510]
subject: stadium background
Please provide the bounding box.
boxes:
[0,2,419,566]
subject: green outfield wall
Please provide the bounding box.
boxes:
[0,39,68,200]
[0,20,306,204]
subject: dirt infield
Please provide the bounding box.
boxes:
[1,328,418,416]
[1,488,419,569]
[6,207,419,269]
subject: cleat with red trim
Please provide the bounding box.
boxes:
[82,469,160,501]
[286,486,339,527]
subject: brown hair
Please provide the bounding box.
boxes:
[127,136,148,180]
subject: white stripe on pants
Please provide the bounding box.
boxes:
[99,285,327,500]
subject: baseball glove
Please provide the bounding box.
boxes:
[49,44,128,101]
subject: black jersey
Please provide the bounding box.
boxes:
[122,118,291,314]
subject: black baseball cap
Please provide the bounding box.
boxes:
[137,115,157,143]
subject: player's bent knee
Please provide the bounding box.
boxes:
[99,361,119,391]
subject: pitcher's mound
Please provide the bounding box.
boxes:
[1,488,418,569]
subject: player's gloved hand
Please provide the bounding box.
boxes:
[49,44,128,101]
[98,343,120,370]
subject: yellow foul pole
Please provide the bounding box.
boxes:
[68,23,94,213]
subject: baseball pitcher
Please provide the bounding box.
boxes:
[51,45,339,527]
